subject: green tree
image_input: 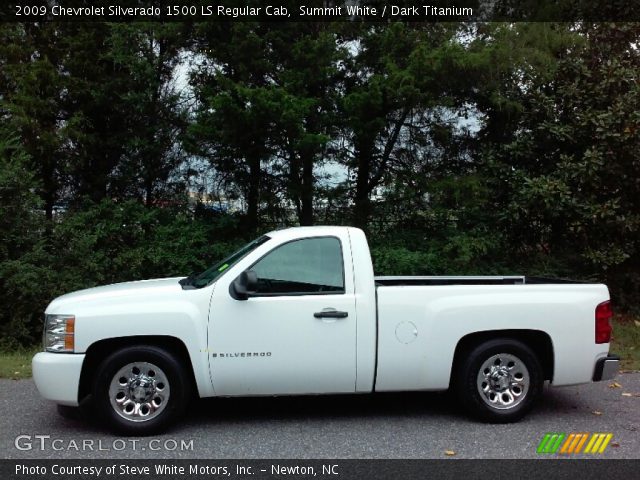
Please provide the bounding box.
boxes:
[62,22,188,204]
[482,23,640,305]
[188,22,277,231]
[0,23,67,220]
[188,21,343,228]
[0,134,44,348]
[103,23,189,204]
[268,23,343,226]
[338,23,472,231]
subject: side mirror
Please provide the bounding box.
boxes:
[229,270,258,300]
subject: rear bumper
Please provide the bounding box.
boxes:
[32,352,85,406]
[592,354,620,382]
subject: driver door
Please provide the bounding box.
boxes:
[207,234,357,396]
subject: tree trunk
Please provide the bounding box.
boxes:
[299,150,314,226]
[353,142,373,231]
[246,155,260,232]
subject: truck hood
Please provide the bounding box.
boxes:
[45,277,186,314]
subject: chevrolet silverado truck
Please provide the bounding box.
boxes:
[32,226,620,434]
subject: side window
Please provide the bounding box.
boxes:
[251,237,345,295]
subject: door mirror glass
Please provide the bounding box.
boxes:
[229,270,258,300]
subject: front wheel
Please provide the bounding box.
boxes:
[92,345,191,435]
[454,338,543,423]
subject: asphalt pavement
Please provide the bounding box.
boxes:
[1,373,638,459]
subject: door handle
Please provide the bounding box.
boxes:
[314,310,348,319]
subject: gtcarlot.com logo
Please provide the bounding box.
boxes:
[536,432,613,455]
[15,435,194,452]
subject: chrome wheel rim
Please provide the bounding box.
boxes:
[476,353,529,410]
[108,362,170,422]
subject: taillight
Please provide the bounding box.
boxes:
[595,301,613,344]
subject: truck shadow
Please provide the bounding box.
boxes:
[181,384,588,427]
[187,390,460,424]
[45,383,596,435]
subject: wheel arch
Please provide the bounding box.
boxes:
[451,329,554,384]
[78,335,198,404]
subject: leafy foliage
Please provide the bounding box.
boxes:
[0,135,44,348]
[0,197,245,348]
[1,21,639,347]
[482,23,640,302]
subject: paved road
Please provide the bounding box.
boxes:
[1,374,638,459]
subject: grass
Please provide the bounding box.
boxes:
[0,347,39,380]
[0,316,637,379]
[610,314,640,371]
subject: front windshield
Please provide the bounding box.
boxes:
[185,235,271,289]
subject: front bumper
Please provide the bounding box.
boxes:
[592,354,620,382]
[32,352,85,406]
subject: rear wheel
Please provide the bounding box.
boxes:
[454,338,543,423]
[92,345,191,435]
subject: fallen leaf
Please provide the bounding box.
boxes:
[611,442,620,448]
[13,371,20,375]
[634,320,640,327]
[592,410,603,415]
[444,450,456,456]
[608,382,622,388]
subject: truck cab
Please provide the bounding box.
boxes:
[203,227,377,396]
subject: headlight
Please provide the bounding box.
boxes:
[43,314,75,352]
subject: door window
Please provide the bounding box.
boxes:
[251,237,344,295]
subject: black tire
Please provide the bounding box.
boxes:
[92,345,191,435]
[454,338,543,423]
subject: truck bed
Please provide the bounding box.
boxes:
[374,276,585,286]
[373,278,608,392]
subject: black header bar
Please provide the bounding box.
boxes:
[2,0,640,23]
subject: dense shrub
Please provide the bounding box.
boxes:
[0,198,245,348]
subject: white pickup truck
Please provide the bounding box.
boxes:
[33,226,619,434]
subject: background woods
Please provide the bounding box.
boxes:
[1,21,639,347]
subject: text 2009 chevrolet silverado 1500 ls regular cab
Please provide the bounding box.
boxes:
[32,226,619,434]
